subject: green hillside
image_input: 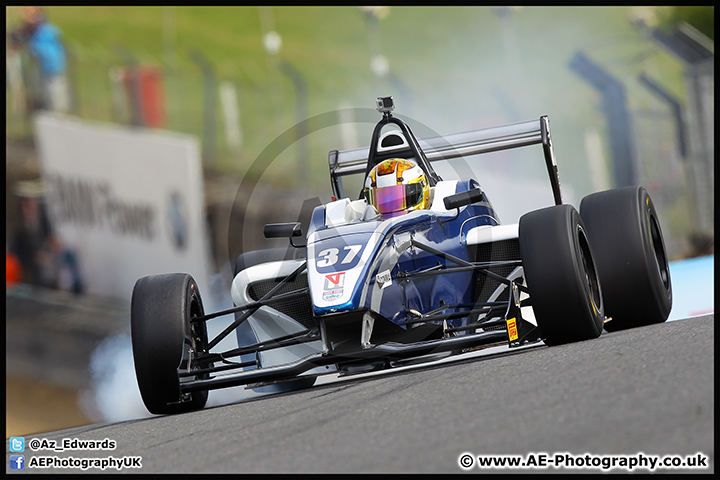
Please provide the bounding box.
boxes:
[6,6,688,198]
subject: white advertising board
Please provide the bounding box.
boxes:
[33,113,212,302]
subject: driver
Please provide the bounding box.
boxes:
[363,158,431,216]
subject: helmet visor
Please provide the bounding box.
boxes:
[367,183,424,214]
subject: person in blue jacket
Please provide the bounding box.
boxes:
[10,6,70,112]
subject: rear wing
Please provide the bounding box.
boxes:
[328,115,563,206]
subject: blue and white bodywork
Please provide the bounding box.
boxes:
[130,96,673,414]
[229,100,549,375]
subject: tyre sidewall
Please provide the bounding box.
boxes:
[131,273,208,414]
[580,186,672,330]
[638,188,673,321]
[519,205,604,346]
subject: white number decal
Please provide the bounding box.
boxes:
[316,245,362,267]
[341,244,362,264]
[316,248,339,268]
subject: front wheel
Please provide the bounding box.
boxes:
[131,273,209,414]
[580,186,672,331]
[519,204,605,346]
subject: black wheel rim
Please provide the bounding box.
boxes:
[648,211,670,290]
[183,295,209,378]
[578,226,602,317]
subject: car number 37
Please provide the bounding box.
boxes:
[316,245,363,268]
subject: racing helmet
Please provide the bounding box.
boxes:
[364,158,431,215]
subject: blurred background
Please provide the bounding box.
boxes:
[5,6,714,436]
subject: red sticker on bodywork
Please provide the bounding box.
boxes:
[325,273,345,286]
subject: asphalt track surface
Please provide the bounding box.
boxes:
[6,314,713,474]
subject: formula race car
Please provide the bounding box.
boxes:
[131,96,672,414]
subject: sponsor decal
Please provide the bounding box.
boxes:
[323,272,345,301]
[507,317,518,342]
[376,269,392,289]
[322,290,343,301]
[324,272,345,290]
[44,173,156,241]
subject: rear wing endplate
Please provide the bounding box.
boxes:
[328,115,562,206]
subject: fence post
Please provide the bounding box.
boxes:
[190,50,217,169]
[113,45,143,127]
[648,23,714,236]
[279,60,308,188]
[637,72,687,158]
[569,51,638,188]
[219,80,242,153]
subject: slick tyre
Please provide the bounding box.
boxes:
[234,249,316,392]
[519,204,605,346]
[131,273,209,414]
[580,186,672,331]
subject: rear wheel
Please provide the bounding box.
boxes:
[131,273,208,414]
[519,205,605,346]
[580,186,672,331]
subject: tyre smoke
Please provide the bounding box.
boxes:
[79,267,255,422]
